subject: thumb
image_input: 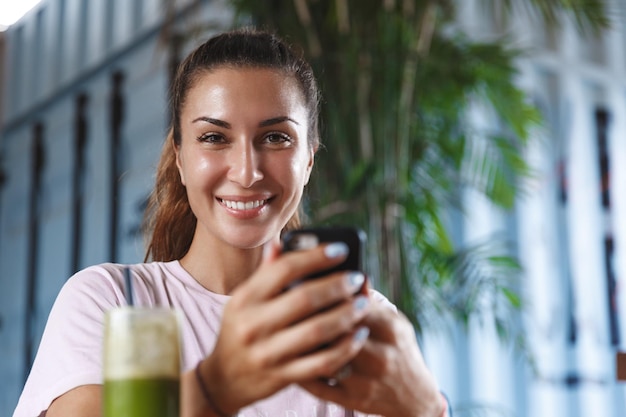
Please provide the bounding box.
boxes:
[262,239,282,263]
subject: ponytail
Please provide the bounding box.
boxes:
[143,130,196,261]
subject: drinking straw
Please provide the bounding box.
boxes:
[124,267,134,306]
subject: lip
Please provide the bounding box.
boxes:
[216,195,274,219]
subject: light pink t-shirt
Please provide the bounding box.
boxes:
[13,261,391,417]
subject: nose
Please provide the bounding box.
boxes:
[227,141,264,188]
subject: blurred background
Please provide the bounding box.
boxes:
[1,0,626,416]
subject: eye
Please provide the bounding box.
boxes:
[263,132,293,146]
[197,132,226,144]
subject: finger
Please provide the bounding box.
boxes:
[239,242,351,302]
[352,312,423,377]
[255,296,370,365]
[299,371,374,410]
[223,272,366,351]
[329,363,353,384]
[360,303,408,343]
[256,270,366,334]
[262,239,281,262]
[350,337,389,377]
[299,378,351,405]
[276,325,370,382]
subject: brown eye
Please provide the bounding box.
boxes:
[197,133,226,144]
[264,132,292,146]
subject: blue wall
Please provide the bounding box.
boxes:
[0,0,232,414]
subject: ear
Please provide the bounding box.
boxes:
[174,140,186,186]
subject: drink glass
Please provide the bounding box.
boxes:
[103,307,181,417]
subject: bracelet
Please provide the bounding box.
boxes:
[195,360,232,417]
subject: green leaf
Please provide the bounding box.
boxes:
[502,287,522,309]
[227,0,605,361]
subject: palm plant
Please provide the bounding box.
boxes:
[226,0,609,340]
[158,0,609,345]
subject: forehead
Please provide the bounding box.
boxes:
[183,67,306,116]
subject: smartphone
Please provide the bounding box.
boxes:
[281,226,366,282]
[283,227,367,355]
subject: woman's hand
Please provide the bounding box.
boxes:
[299,303,445,417]
[189,241,370,415]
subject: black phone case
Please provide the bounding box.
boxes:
[281,227,366,279]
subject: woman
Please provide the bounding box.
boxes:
[14,29,448,417]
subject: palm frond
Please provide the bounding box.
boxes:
[227,1,606,356]
[478,0,611,35]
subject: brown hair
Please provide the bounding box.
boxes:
[144,28,321,262]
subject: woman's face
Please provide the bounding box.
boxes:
[176,67,315,250]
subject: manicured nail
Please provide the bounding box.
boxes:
[353,295,369,311]
[324,242,349,259]
[346,272,365,291]
[353,326,370,343]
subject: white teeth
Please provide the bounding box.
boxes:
[221,199,266,210]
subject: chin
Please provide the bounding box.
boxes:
[220,226,279,250]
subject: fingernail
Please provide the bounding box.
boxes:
[353,326,369,343]
[324,242,349,259]
[353,295,369,311]
[346,272,365,291]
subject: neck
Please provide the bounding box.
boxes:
[179,231,272,295]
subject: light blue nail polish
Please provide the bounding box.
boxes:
[354,326,370,343]
[353,295,369,311]
[346,272,365,290]
[324,242,349,258]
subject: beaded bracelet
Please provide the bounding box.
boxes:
[195,360,232,417]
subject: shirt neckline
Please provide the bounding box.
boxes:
[163,260,232,304]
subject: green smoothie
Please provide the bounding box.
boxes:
[104,377,179,417]
[103,307,182,417]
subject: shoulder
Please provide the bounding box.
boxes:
[41,260,184,342]
[55,263,127,311]
[57,261,177,310]
[62,260,207,311]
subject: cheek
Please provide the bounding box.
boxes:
[184,154,219,187]
[284,155,310,188]
[195,157,214,174]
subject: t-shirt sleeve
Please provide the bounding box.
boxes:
[13,264,127,417]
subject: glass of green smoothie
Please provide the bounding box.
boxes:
[103,307,181,417]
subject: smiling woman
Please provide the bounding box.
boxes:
[174,68,314,259]
[13,28,448,417]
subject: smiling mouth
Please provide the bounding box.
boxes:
[218,198,270,211]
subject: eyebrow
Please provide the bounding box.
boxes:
[192,117,231,128]
[191,116,299,128]
[259,116,300,127]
